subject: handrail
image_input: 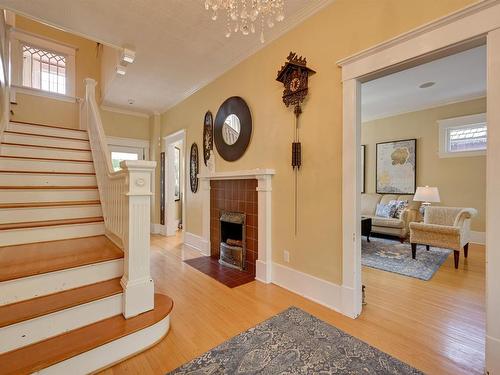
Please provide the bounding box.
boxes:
[0,10,10,144]
[82,78,156,318]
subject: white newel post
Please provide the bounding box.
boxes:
[120,160,157,318]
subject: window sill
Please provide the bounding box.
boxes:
[11,85,80,104]
[439,150,486,158]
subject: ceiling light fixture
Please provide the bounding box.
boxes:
[419,81,436,89]
[205,0,285,43]
[116,64,127,76]
[121,48,136,64]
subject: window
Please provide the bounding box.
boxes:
[22,44,66,94]
[111,150,141,171]
[438,113,487,158]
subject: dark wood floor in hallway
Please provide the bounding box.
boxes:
[100,233,485,375]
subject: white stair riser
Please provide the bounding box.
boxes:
[0,259,123,306]
[0,294,122,354]
[4,133,90,150]
[0,158,95,173]
[7,123,89,140]
[0,205,102,224]
[0,144,93,161]
[0,173,96,186]
[0,221,105,246]
[39,315,170,375]
[0,189,99,203]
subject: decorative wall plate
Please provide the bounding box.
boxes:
[203,111,213,166]
[190,143,199,193]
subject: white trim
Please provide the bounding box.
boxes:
[470,230,486,245]
[101,105,150,119]
[184,231,210,255]
[438,112,487,158]
[10,29,77,56]
[107,136,150,149]
[198,168,276,180]
[150,223,166,235]
[11,84,78,103]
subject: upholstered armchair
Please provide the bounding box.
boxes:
[409,207,477,269]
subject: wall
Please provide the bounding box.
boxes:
[362,98,486,232]
[11,15,100,128]
[100,109,150,140]
[160,0,477,284]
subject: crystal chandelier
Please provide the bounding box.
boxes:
[205,0,285,43]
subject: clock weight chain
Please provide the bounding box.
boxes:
[292,104,302,236]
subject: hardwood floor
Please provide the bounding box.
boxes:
[100,233,485,375]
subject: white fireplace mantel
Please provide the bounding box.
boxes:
[198,168,275,283]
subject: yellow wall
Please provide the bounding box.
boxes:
[362,98,486,232]
[161,0,477,284]
[11,15,100,128]
[100,109,150,140]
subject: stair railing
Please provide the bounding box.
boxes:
[82,78,156,318]
[0,11,10,144]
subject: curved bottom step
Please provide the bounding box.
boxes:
[0,293,174,375]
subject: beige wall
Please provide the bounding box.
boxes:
[161,0,476,284]
[100,109,150,140]
[11,15,100,129]
[362,98,486,232]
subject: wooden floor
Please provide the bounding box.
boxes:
[100,233,485,375]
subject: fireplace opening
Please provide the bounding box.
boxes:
[219,210,246,270]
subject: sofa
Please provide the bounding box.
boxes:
[361,193,422,242]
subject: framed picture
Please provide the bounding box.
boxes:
[174,146,181,201]
[376,139,416,194]
[361,145,366,193]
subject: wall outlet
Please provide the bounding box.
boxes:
[283,250,290,263]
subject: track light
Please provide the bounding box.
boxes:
[121,48,135,64]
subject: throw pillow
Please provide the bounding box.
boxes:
[393,200,409,219]
[375,203,392,218]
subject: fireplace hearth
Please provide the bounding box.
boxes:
[219,210,246,270]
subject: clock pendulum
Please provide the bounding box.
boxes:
[276,52,316,235]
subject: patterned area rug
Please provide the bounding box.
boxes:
[362,237,451,280]
[168,307,422,374]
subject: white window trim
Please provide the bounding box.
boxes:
[107,136,150,160]
[438,112,487,158]
[10,28,76,100]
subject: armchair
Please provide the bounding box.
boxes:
[409,207,477,269]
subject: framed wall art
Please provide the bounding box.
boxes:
[376,139,416,194]
[174,146,181,201]
[190,143,199,193]
[203,111,213,166]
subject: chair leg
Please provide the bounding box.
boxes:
[453,250,460,269]
[411,243,417,259]
[399,237,405,244]
[464,243,469,258]
[426,245,430,251]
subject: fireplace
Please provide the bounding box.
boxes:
[219,211,246,270]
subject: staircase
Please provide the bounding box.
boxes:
[0,120,172,373]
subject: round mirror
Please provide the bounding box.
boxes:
[222,114,241,145]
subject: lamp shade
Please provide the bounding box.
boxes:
[413,186,440,203]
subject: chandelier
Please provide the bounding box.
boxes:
[205,0,285,43]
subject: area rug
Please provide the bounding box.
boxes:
[167,306,422,374]
[362,237,451,280]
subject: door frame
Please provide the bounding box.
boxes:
[337,1,500,372]
[163,129,186,237]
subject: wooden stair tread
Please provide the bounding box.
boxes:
[0,200,101,209]
[0,278,122,328]
[0,293,173,375]
[0,235,123,282]
[0,185,98,190]
[0,142,91,151]
[0,155,93,163]
[0,216,104,230]
[10,120,88,133]
[4,130,90,142]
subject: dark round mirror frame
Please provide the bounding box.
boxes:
[214,96,252,162]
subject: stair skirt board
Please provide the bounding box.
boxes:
[3,133,90,150]
[7,123,89,140]
[0,221,105,247]
[0,259,124,306]
[0,173,96,186]
[0,144,93,161]
[0,205,103,224]
[38,314,170,375]
[0,294,123,354]
[0,189,99,203]
[0,158,95,173]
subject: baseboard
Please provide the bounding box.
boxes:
[184,232,210,255]
[470,231,485,245]
[271,262,343,314]
[486,334,500,374]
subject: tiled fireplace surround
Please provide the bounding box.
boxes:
[199,169,275,283]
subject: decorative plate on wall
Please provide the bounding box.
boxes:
[214,96,252,162]
[190,143,199,193]
[203,111,213,166]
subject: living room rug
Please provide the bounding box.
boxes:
[167,306,422,374]
[362,237,451,280]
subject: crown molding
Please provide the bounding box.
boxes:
[101,105,150,118]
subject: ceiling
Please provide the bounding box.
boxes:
[1,0,333,114]
[361,45,487,122]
